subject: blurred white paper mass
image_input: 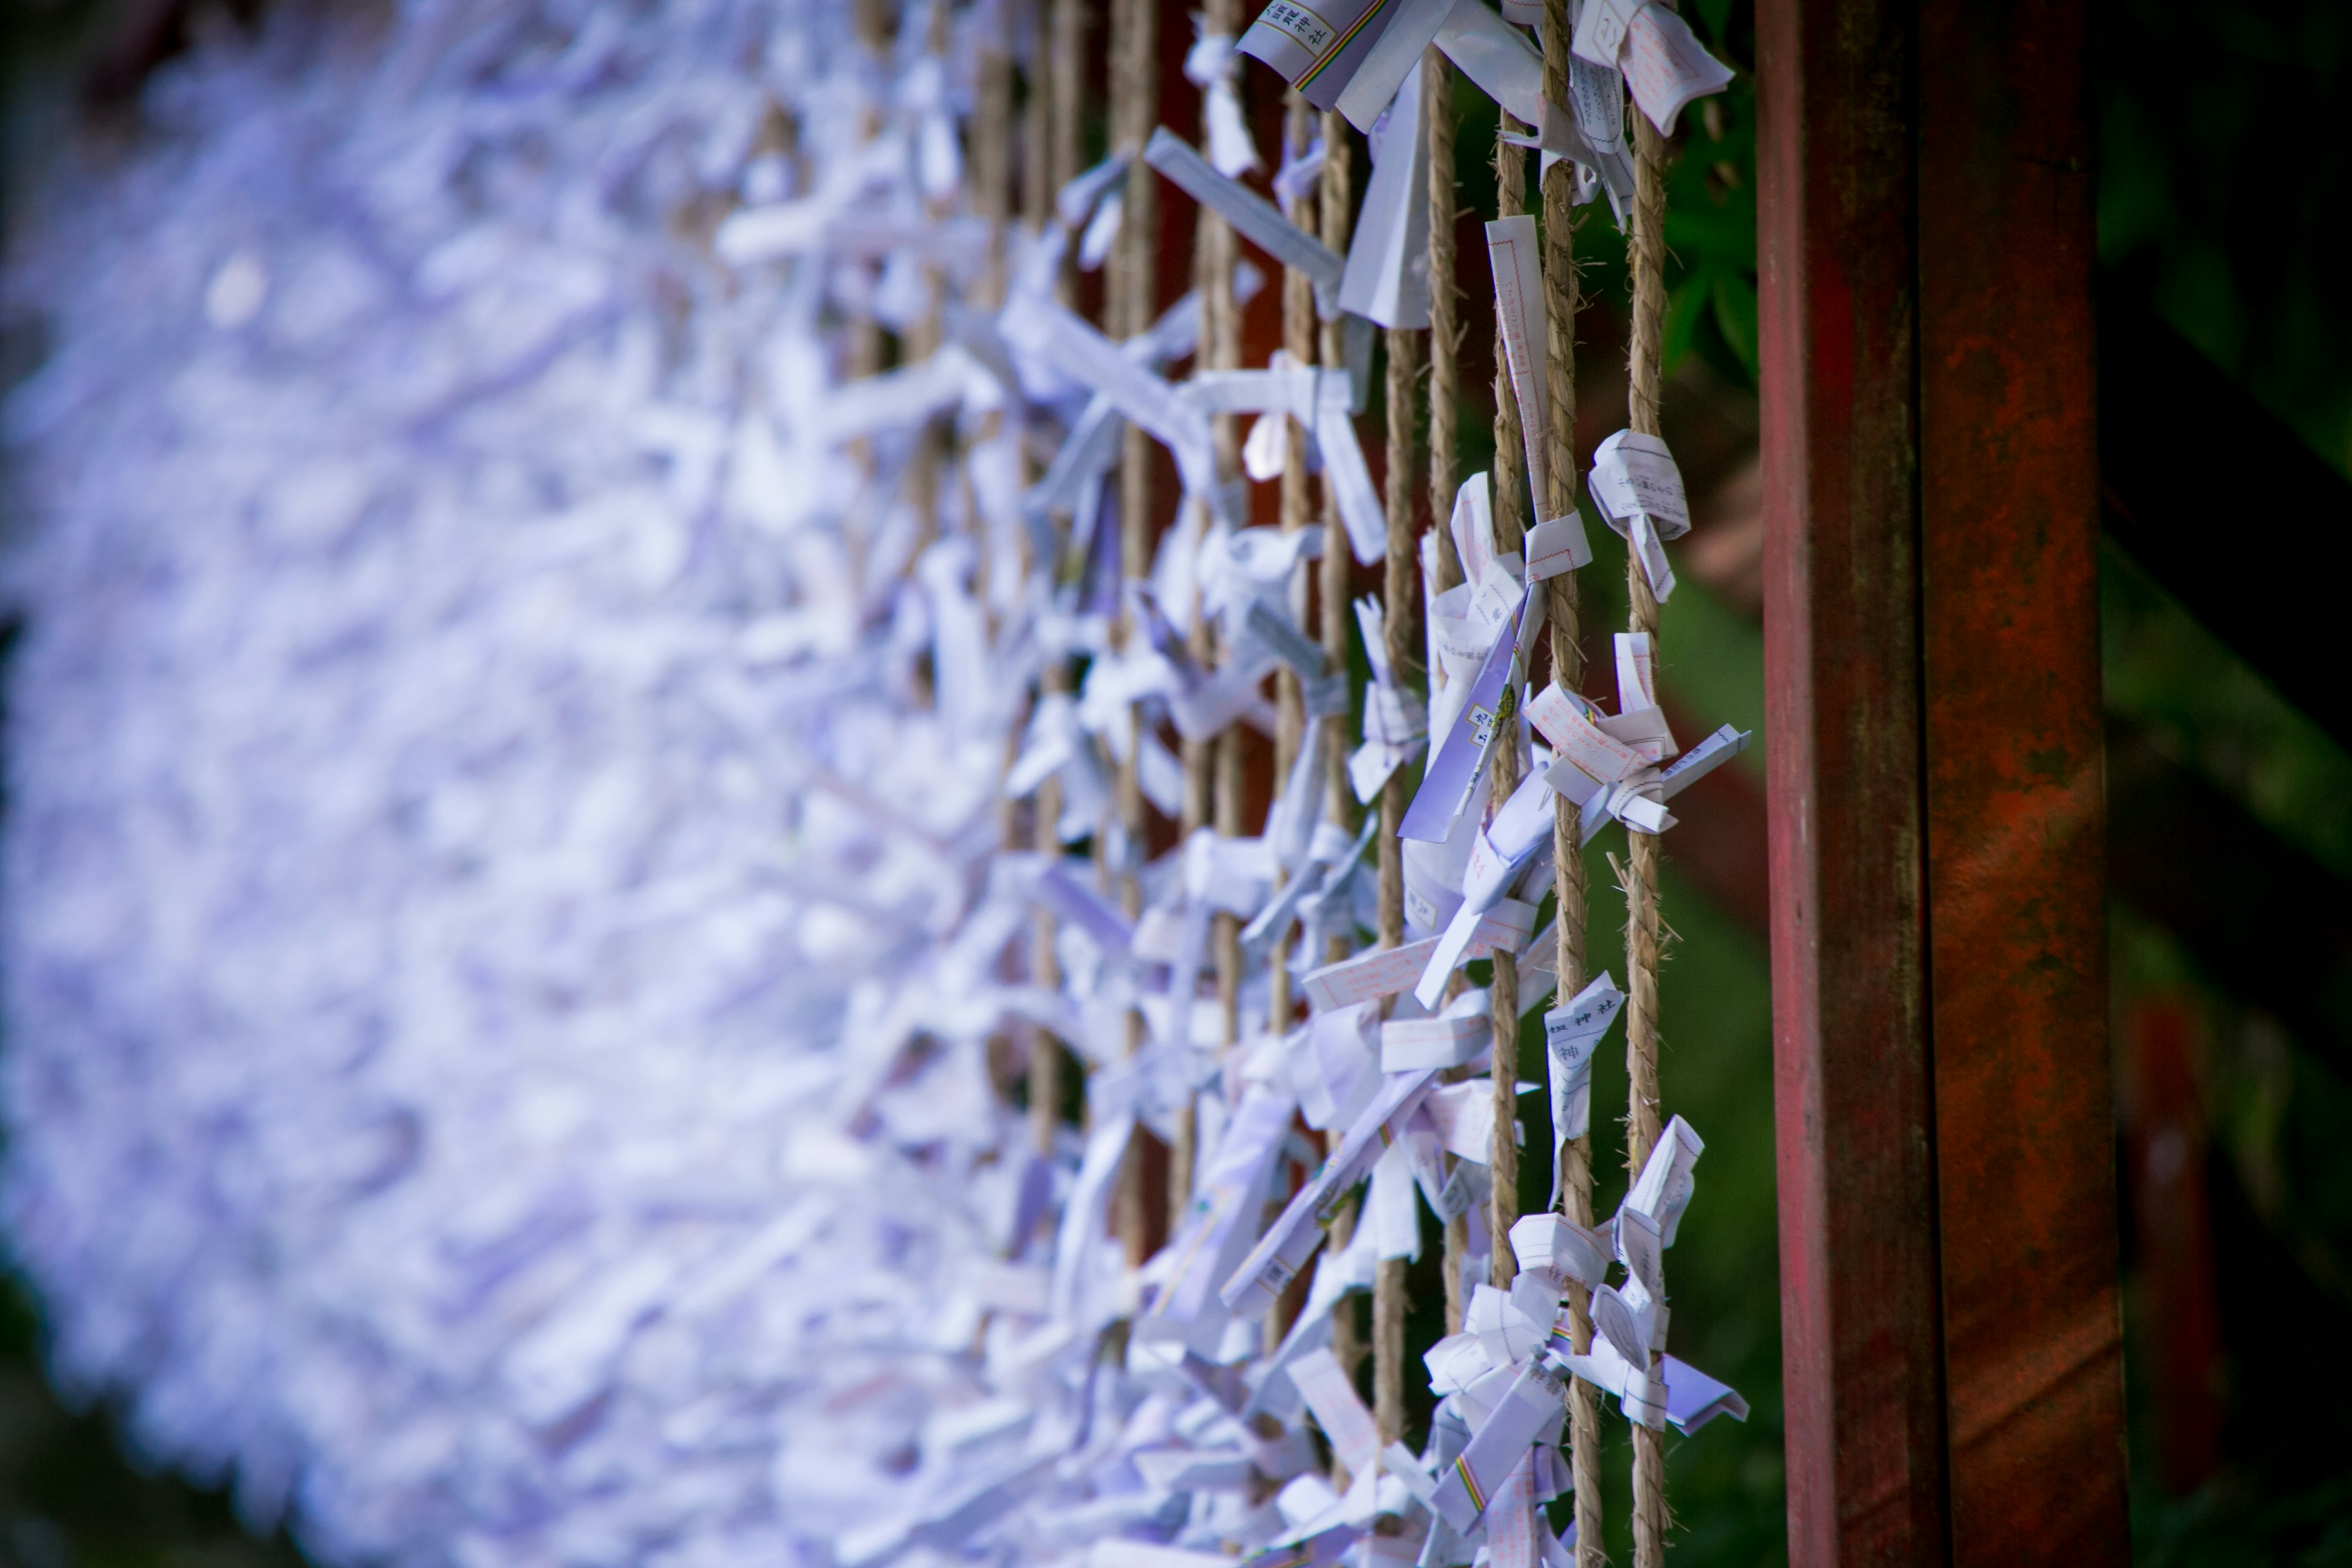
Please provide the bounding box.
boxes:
[1,1,1054,1561]
[2,0,1760,1559]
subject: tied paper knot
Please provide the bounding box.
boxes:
[1185,27,1264,178]
[1533,1117,1748,1435]
[1569,0,1736,137]
[1527,630,1754,843]
[1588,429,1689,603]
[1273,134,1327,211]
[1348,594,1428,802]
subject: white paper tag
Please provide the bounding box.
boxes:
[1526,683,1644,786]
[1315,372,1389,565]
[1630,510,1677,603]
[1144,127,1347,314]
[1588,429,1691,538]
[1338,56,1433,327]
[1523,512,1593,580]
[1622,4,1734,135]
[1569,53,1627,159]
[1657,723,1751,800]
[1484,216,1552,515]
[1542,970,1624,1159]
[1571,0,1645,68]
[1613,630,1658,712]
[1335,0,1457,133]
[1380,1008,1492,1071]
[1434,0,1547,129]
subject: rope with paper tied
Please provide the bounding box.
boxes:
[1536,0,1605,1555]
[1268,89,1315,1035]
[722,2,1727,1561]
[1322,13,1435,1455]
[1582,4,1734,1561]
[10,0,1806,1554]
[1419,43,1474,1345]
[1026,0,1088,1173]
[1109,0,1164,1274]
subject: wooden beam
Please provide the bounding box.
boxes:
[1755,0,1949,1553]
[1758,0,2129,1561]
[1915,1,2127,1555]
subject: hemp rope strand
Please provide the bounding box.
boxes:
[1485,113,1529,1289]
[1419,47,1473,1339]
[1317,113,1355,874]
[1534,8,1604,1562]
[1313,107,1370,1398]
[1625,107,1670,1568]
[1270,88,1316,1036]
[1112,0,1162,1267]
[982,18,1063,1163]
[1023,0,1077,1159]
[1372,318,1422,1453]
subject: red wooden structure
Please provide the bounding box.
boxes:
[1756,0,2132,1561]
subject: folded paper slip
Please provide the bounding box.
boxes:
[1550,1340,1743,1434]
[1588,429,1691,539]
[1147,1085,1301,1324]
[1240,0,1407,111]
[1399,586,1531,842]
[1289,1345,1382,1478]
[1220,1067,1440,1317]
[1333,0,1454,129]
[1380,1008,1490,1071]
[1302,903,1536,1009]
[1657,1351,1750,1433]
[1428,1360,1567,1531]
[1145,129,1346,313]
[1541,969,1624,1157]
[1509,1212,1611,1291]
[1335,53,1431,326]
[1090,1544,1244,1568]
[1001,293,1218,505]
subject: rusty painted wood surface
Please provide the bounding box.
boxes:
[1755,0,1948,1556]
[1758,0,2128,1561]
[1914,1,2128,1557]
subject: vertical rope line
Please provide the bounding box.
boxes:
[1485,116,1528,1290]
[1202,0,1243,1084]
[1019,0,1051,233]
[1373,1256,1409,1444]
[1049,0,1082,304]
[1326,104,1373,1420]
[1371,316,1418,1449]
[1424,52,1458,546]
[1316,111,1355,934]
[1313,107,1368,1398]
[969,12,1035,1166]
[1270,88,1314,1035]
[1624,108,1670,1568]
[1376,325,1417,960]
[1112,0,1161,1269]
[1536,10,1601,1561]
[1025,0,1072,1161]
[1419,44,1472,1341]
[1193,0,1245,1243]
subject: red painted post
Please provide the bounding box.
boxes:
[1755,0,1950,1555]
[1915,0,2128,1556]
[1757,0,2129,1561]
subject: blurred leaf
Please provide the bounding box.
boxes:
[1664,194,1757,268]
[1663,263,1719,376]
[1695,0,1736,50]
[1711,268,1760,383]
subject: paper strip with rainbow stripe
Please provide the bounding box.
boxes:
[1428,1360,1566,1532]
[1238,0,1405,111]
